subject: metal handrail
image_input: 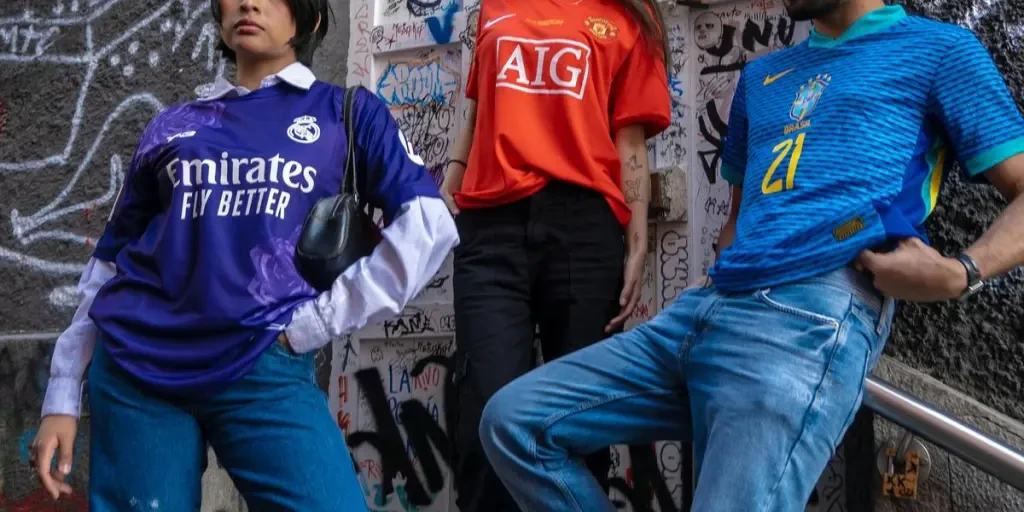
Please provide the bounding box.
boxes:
[864,376,1024,492]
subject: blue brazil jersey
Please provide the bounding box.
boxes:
[89,83,439,395]
[710,5,1024,291]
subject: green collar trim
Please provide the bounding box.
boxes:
[808,4,907,48]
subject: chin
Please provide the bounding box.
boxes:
[231,41,274,60]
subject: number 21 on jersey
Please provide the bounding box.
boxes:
[762,133,806,195]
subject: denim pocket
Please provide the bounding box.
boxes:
[850,298,892,370]
[755,283,851,328]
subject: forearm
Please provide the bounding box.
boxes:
[285,197,459,352]
[965,189,1024,280]
[42,257,115,418]
[956,154,1024,283]
[714,186,744,260]
[616,126,650,254]
[443,100,477,190]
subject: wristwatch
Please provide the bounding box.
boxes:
[955,253,984,301]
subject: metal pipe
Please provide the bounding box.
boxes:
[864,376,1024,492]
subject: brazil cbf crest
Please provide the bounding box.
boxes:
[789,74,831,122]
[287,115,320,144]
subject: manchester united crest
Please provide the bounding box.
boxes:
[584,17,618,40]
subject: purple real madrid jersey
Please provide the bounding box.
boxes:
[89,82,440,396]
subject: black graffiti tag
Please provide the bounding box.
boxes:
[347,355,455,507]
[697,99,728,185]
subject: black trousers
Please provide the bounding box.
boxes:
[452,181,625,512]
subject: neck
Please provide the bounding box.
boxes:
[235,55,297,91]
[812,0,886,39]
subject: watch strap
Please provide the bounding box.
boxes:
[955,253,984,300]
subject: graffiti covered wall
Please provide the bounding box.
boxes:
[336,0,854,510]
[2,0,1021,510]
[0,0,348,508]
[0,0,227,506]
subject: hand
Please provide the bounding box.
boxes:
[277,332,296,354]
[856,237,966,302]
[31,414,78,500]
[606,249,646,333]
[440,182,460,216]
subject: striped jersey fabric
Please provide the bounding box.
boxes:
[710,5,1024,291]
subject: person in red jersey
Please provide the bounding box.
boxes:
[441,1,672,510]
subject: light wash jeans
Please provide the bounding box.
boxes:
[479,267,894,512]
[88,336,366,511]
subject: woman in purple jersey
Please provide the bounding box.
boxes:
[29,0,458,510]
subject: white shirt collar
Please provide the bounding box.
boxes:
[201,62,316,100]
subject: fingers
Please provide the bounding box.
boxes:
[441,193,459,216]
[445,200,459,216]
[606,281,640,333]
[54,474,73,497]
[902,236,926,249]
[605,307,629,333]
[57,433,74,478]
[34,439,60,500]
[856,249,878,267]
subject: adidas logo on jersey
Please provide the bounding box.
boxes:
[495,37,591,100]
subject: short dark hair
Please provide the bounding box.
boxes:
[211,0,333,67]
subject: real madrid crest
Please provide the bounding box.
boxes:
[287,115,321,144]
[584,16,618,40]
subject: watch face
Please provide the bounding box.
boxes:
[959,280,985,301]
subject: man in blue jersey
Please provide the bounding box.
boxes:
[30,0,458,509]
[477,0,1024,510]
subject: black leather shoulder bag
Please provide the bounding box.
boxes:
[295,86,383,291]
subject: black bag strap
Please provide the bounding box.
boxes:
[342,86,363,208]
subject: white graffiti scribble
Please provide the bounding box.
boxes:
[0,0,223,296]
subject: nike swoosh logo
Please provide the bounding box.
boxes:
[763,69,795,85]
[484,13,516,29]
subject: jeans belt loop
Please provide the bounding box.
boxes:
[877,297,894,335]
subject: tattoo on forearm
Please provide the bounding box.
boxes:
[623,154,646,204]
[626,154,643,173]
[632,232,641,248]
[623,178,642,204]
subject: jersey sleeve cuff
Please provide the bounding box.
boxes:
[41,376,84,418]
[964,136,1024,176]
[720,163,745,185]
[285,300,330,354]
[612,113,672,139]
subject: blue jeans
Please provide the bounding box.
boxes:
[479,267,894,512]
[88,337,366,511]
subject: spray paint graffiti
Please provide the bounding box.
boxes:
[0,0,233,506]
[0,0,224,321]
[0,96,8,137]
[424,3,458,45]
[688,1,811,278]
[348,353,455,509]
[377,49,461,186]
[376,58,460,108]
[609,444,685,512]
